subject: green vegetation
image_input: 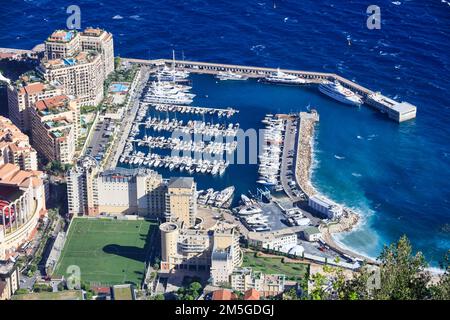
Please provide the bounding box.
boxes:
[80,105,98,114]
[242,251,309,283]
[113,285,134,300]
[54,218,157,286]
[176,277,203,300]
[44,161,72,175]
[33,283,53,293]
[308,236,450,300]
[13,290,83,300]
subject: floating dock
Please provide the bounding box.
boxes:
[124,57,417,123]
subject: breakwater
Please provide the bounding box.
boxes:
[294,111,373,262]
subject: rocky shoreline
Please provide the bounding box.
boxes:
[295,111,367,260]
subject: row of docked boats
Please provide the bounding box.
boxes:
[149,103,238,118]
[135,135,238,154]
[119,152,228,176]
[142,117,240,137]
[257,115,285,187]
[142,79,194,105]
[236,203,271,232]
[197,186,235,208]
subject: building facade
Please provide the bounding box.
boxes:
[247,230,298,251]
[28,95,80,164]
[39,28,115,107]
[7,80,64,132]
[164,177,197,228]
[0,261,20,300]
[159,221,242,274]
[0,163,47,260]
[230,267,286,298]
[0,116,38,171]
[67,162,166,217]
[308,194,343,219]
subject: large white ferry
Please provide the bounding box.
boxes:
[319,80,363,106]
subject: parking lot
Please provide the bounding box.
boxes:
[85,117,116,163]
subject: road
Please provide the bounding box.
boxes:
[280,116,304,202]
[107,66,151,169]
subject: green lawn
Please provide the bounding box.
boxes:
[242,251,309,282]
[13,290,83,300]
[54,218,158,286]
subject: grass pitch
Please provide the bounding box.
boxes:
[54,218,158,286]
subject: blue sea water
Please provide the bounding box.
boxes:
[0,0,449,265]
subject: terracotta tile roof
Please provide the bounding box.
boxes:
[35,95,69,111]
[211,289,237,301]
[244,288,260,300]
[21,82,45,96]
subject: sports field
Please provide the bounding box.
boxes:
[54,218,158,286]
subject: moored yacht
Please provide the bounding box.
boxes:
[318,80,363,106]
[216,71,249,81]
[263,68,307,85]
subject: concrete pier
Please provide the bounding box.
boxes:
[124,57,417,123]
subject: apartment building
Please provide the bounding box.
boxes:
[0,163,47,261]
[66,156,98,217]
[28,95,80,164]
[0,116,38,171]
[0,261,20,300]
[160,219,242,274]
[39,28,115,107]
[164,177,197,228]
[6,79,64,131]
[96,168,166,216]
[67,162,166,217]
[81,28,115,79]
[38,51,105,106]
[230,267,286,298]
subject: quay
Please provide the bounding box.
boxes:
[124,57,417,123]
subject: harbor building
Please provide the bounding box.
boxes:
[302,226,322,242]
[0,163,47,261]
[164,177,197,228]
[308,194,343,219]
[39,28,114,106]
[0,261,20,300]
[230,267,286,298]
[6,79,65,131]
[0,116,38,171]
[159,218,242,274]
[28,95,80,164]
[247,230,298,251]
[366,92,417,122]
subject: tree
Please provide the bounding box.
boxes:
[309,272,329,300]
[150,294,165,300]
[431,250,450,300]
[373,235,431,300]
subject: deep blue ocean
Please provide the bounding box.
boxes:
[0,0,449,266]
